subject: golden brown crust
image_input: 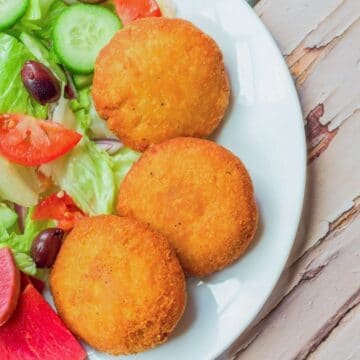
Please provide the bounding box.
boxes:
[50,215,186,355]
[117,137,258,277]
[93,18,230,151]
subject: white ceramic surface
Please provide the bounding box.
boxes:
[59,1,306,359]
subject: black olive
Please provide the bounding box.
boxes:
[30,228,65,268]
[21,61,61,105]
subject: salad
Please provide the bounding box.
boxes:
[0,0,171,277]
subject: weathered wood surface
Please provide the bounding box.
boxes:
[220,1,360,359]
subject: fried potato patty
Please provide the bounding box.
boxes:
[117,138,258,277]
[50,215,186,355]
[93,18,230,151]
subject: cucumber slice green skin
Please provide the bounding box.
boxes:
[0,0,29,31]
[53,4,121,75]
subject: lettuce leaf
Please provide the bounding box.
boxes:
[8,208,54,254]
[13,252,37,275]
[19,32,66,82]
[15,0,67,43]
[23,0,43,21]
[40,95,116,215]
[0,207,54,275]
[112,148,141,189]
[28,0,59,19]
[41,89,140,215]
[34,0,67,42]
[0,203,18,230]
[70,87,117,139]
[0,33,48,118]
[0,155,41,207]
[40,137,116,215]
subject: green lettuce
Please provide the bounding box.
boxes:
[34,0,67,42]
[40,137,116,215]
[41,88,140,215]
[112,148,141,189]
[15,0,67,42]
[23,0,44,21]
[19,32,66,82]
[0,33,48,117]
[12,252,37,275]
[0,206,54,275]
[0,155,41,207]
[40,94,116,215]
[70,87,117,139]
[0,203,18,230]
[7,208,54,254]
[24,0,63,21]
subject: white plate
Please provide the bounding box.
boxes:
[63,1,306,359]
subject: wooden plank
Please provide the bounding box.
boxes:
[309,305,360,360]
[255,0,360,260]
[231,213,360,360]
[224,1,360,359]
[289,110,360,261]
[255,0,343,55]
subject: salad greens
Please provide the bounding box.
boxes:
[0,205,54,275]
[0,203,18,230]
[0,155,41,207]
[112,148,141,189]
[19,32,66,82]
[0,33,47,117]
[0,0,140,274]
[23,0,47,22]
[32,0,67,42]
[70,87,117,139]
[42,88,140,215]
[41,137,117,216]
[15,0,67,41]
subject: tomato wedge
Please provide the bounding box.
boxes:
[33,192,86,231]
[0,114,82,167]
[114,0,162,26]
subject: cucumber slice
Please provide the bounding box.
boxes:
[0,0,29,31]
[53,4,121,75]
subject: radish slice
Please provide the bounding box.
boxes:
[0,285,86,359]
[0,248,20,326]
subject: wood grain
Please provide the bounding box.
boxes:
[233,217,360,360]
[219,1,360,359]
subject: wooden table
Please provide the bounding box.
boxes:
[219,1,360,359]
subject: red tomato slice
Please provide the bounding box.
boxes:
[114,0,162,26]
[0,114,82,167]
[33,192,86,231]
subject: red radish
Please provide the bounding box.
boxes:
[0,285,86,359]
[0,247,20,326]
[20,272,45,294]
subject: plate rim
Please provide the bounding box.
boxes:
[213,0,307,357]
[44,1,307,358]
